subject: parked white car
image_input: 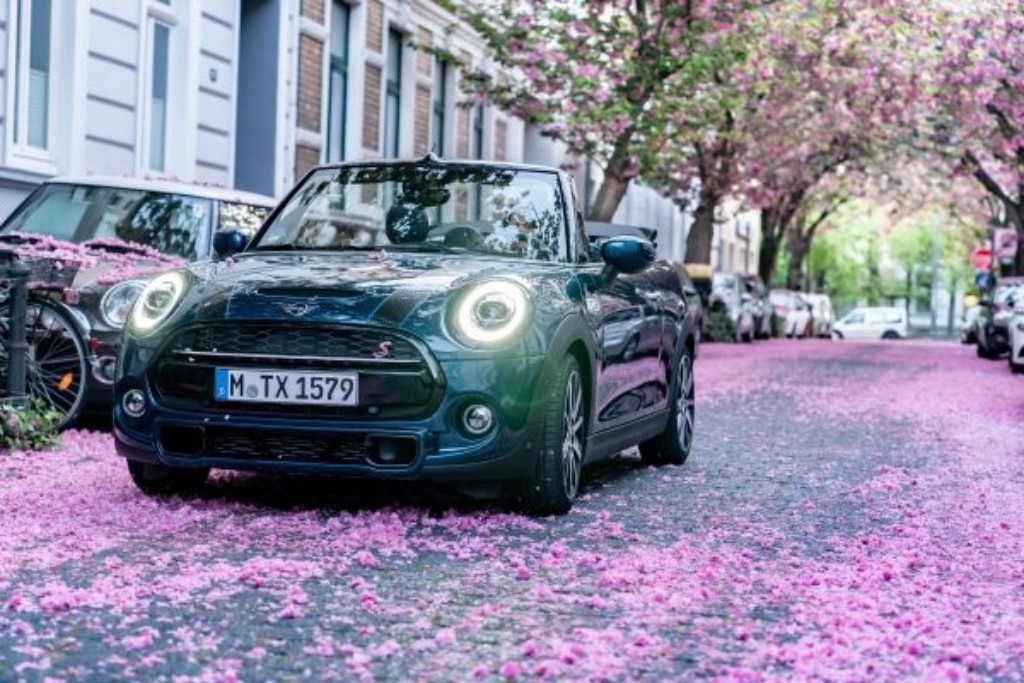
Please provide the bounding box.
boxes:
[769,289,812,338]
[1009,303,1024,374]
[804,293,835,338]
[833,306,908,340]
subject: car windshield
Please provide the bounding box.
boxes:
[0,183,214,259]
[252,165,567,262]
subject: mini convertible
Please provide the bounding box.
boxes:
[114,157,699,514]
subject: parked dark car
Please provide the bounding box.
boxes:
[0,176,275,427]
[976,277,1024,359]
[114,158,700,515]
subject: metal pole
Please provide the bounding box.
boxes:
[6,259,30,407]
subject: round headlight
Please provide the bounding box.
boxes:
[100,281,146,328]
[128,270,190,336]
[450,280,531,347]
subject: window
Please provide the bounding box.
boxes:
[470,102,484,159]
[218,201,271,235]
[0,183,211,259]
[431,59,448,155]
[11,0,53,150]
[148,21,171,171]
[843,311,865,325]
[384,29,403,158]
[326,1,350,162]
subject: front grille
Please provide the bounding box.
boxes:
[152,324,443,419]
[172,325,422,361]
[160,425,419,467]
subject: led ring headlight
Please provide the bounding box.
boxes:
[100,281,147,328]
[450,280,531,347]
[128,270,190,336]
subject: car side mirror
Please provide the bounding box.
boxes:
[601,237,655,275]
[214,230,249,259]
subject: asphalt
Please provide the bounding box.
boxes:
[0,340,1022,682]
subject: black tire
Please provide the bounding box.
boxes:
[640,347,695,466]
[977,342,993,359]
[0,302,88,430]
[741,330,753,344]
[127,460,209,495]
[1011,360,1024,375]
[881,330,900,340]
[518,355,585,516]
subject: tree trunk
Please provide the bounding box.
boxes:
[685,199,716,265]
[585,132,635,222]
[759,232,781,286]
[786,232,810,291]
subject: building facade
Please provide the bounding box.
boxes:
[0,0,706,263]
[0,0,242,216]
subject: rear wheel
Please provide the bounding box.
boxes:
[641,347,695,466]
[0,301,88,430]
[519,355,585,516]
[881,330,900,340]
[976,341,993,359]
[127,460,209,495]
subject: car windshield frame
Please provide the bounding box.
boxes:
[249,162,570,263]
[0,182,216,259]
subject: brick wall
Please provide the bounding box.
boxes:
[414,86,431,156]
[363,64,382,151]
[456,107,470,158]
[417,26,432,76]
[367,0,384,53]
[295,144,321,180]
[297,34,324,133]
[494,119,507,161]
[301,0,324,23]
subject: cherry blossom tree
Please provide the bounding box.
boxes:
[436,0,767,222]
[932,1,1024,272]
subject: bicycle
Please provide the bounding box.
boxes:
[0,256,89,430]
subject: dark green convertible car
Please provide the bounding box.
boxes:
[114,157,699,514]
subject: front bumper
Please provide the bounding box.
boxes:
[114,354,549,483]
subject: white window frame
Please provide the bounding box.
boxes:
[4,0,59,173]
[138,1,179,175]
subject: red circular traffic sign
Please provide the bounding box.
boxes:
[970,247,992,270]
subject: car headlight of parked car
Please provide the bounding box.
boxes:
[128,270,190,336]
[100,281,147,328]
[448,280,532,347]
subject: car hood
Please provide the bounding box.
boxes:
[185,251,556,326]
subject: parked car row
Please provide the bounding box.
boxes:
[1,157,701,516]
[961,277,1024,374]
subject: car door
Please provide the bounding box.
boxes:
[840,309,867,338]
[579,264,665,430]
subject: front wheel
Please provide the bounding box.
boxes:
[127,460,210,495]
[518,355,586,516]
[640,348,695,466]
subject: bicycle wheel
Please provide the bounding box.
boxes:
[22,302,88,430]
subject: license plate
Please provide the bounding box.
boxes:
[214,368,359,406]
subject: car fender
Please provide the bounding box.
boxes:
[532,312,600,429]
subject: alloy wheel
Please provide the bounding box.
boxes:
[676,355,695,453]
[561,370,584,499]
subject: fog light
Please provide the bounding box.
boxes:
[462,404,494,436]
[122,389,146,417]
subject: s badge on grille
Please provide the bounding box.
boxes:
[373,341,394,359]
[282,302,315,316]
